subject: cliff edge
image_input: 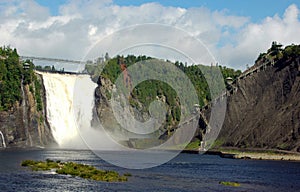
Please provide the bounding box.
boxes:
[216,43,300,152]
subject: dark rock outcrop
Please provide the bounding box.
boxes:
[216,55,300,152]
[93,76,175,148]
[0,73,56,148]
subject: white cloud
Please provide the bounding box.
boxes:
[0,1,299,70]
[218,4,300,69]
[88,25,98,36]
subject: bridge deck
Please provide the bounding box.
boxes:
[20,56,85,64]
[34,69,88,75]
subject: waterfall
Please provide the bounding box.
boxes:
[0,131,6,148]
[38,72,96,149]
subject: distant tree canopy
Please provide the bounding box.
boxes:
[87,55,241,106]
[86,55,242,124]
[0,46,43,111]
[282,44,300,58]
[0,46,22,111]
[256,42,300,63]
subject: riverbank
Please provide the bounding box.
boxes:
[2,149,300,191]
[208,148,300,161]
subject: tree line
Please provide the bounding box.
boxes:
[0,46,42,111]
[85,55,242,127]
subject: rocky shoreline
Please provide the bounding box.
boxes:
[206,148,300,161]
[220,151,300,161]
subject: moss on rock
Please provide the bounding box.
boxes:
[21,159,129,182]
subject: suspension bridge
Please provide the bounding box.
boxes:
[20,56,86,64]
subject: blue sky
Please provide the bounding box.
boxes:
[2,0,300,69]
[37,0,300,22]
[114,0,300,20]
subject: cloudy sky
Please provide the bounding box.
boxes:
[1,0,300,70]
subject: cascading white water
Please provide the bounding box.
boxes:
[0,131,6,148]
[39,72,97,149]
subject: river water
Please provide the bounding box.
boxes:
[0,149,299,192]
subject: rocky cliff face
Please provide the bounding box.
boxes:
[93,76,119,132]
[216,55,300,152]
[92,45,300,152]
[93,76,173,148]
[0,74,55,148]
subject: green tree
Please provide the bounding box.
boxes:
[0,46,44,111]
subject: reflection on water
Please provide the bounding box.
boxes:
[0,149,299,192]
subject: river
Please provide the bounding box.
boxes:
[0,149,299,192]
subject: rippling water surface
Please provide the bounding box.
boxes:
[0,149,299,192]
